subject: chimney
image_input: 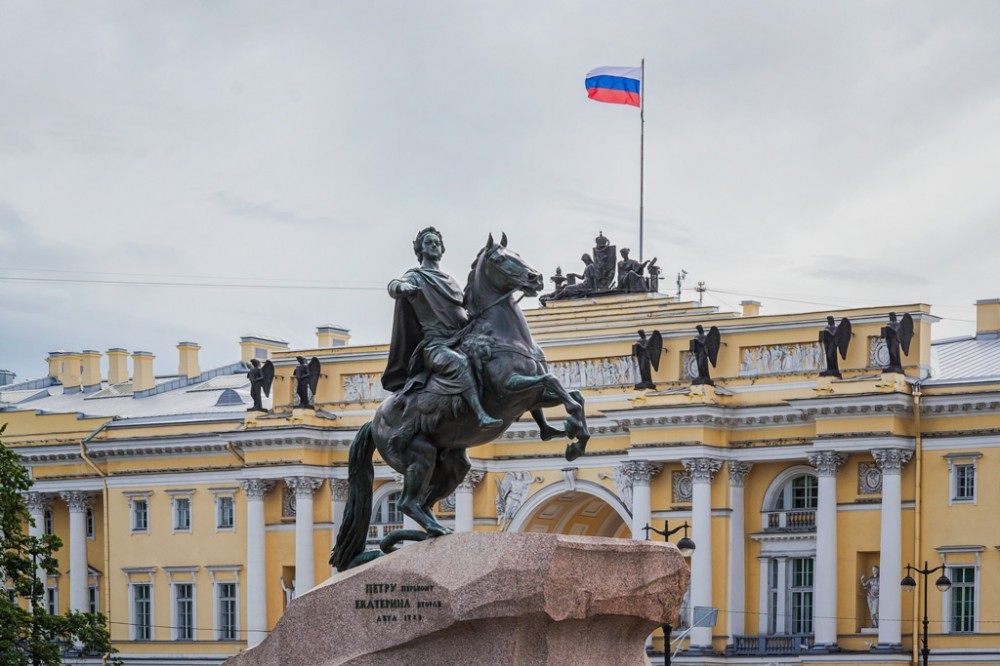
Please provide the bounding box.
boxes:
[316,325,351,348]
[975,299,1000,338]
[80,350,102,392]
[47,351,64,380]
[740,300,761,317]
[107,348,129,384]
[131,351,155,393]
[239,335,289,363]
[58,352,82,391]
[177,342,201,379]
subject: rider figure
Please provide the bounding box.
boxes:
[382,227,503,430]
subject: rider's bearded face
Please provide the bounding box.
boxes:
[421,234,443,261]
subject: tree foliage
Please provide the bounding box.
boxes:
[0,423,121,665]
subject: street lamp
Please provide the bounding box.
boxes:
[901,561,951,666]
[643,521,696,665]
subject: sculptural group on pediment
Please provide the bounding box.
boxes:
[540,232,661,304]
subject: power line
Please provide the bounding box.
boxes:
[0,275,384,291]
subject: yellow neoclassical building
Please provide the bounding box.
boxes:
[4,293,1000,665]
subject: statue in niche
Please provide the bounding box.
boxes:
[247,359,275,411]
[819,316,852,378]
[860,565,880,628]
[617,248,653,293]
[293,356,321,408]
[881,312,914,374]
[280,576,296,606]
[494,471,542,531]
[632,329,663,390]
[690,325,721,386]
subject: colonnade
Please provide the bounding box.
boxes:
[617,448,912,653]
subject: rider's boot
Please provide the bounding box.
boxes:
[464,389,503,429]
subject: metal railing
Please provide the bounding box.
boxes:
[762,509,816,532]
[729,633,815,655]
[367,522,403,544]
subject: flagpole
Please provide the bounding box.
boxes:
[639,58,645,262]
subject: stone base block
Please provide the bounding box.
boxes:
[225,532,688,666]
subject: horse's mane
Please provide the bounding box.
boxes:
[464,245,489,307]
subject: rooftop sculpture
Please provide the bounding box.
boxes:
[540,232,660,304]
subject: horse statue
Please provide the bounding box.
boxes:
[331,232,590,570]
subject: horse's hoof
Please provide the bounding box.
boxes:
[565,442,584,462]
[427,525,452,537]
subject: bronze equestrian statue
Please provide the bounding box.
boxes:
[331,229,590,570]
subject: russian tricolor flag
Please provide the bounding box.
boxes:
[585,66,642,107]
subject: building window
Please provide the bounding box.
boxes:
[368,491,404,545]
[951,567,976,633]
[954,465,975,501]
[767,559,779,634]
[174,497,192,532]
[946,453,980,505]
[86,507,95,539]
[789,558,814,635]
[217,582,238,640]
[88,585,99,614]
[132,584,152,640]
[46,586,57,615]
[790,476,818,509]
[44,509,53,535]
[131,499,149,533]
[217,496,235,530]
[765,473,818,531]
[174,583,194,641]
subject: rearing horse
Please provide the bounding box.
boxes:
[331,233,590,570]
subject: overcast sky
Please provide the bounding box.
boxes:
[2,1,999,381]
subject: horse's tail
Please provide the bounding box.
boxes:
[330,421,376,570]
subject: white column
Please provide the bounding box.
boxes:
[758,559,770,634]
[24,493,50,609]
[239,479,273,648]
[60,491,93,613]
[620,461,662,539]
[873,448,911,649]
[727,462,752,642]
[682,457,723,652]
[809,451,846,648]
[454,470,485,533]
[286,476,323,596]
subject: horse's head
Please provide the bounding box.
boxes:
[468,233,544,302]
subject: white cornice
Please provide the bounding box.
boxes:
[920,392,1000,415]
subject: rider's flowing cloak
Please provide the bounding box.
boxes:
[382,267,468,393]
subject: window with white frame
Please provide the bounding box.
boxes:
[133,584,152,640]
[173,497,192,532]
[946,452,980,505]
[124,568,156,641]
[88,584,99,614]
[208,565,241,642]
[174,583,194,640]
[938,546,982,634]
[215,493,235,530]
[44,509,53,535]
[789,558,814,635]
[86,507,95,539]
[368,491,404,545]
[950,567,976,633]
[127,493,151,533]
[46,585,57,615]
[217,582,238,640]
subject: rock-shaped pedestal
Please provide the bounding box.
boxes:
[226,532,688,666]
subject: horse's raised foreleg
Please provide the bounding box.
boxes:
[398,434,451,537]
[505,373,590,461]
